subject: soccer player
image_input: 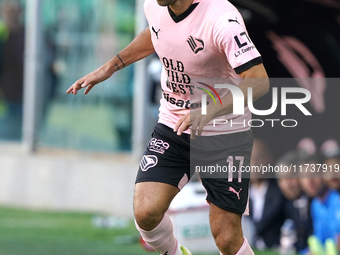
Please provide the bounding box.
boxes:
[67,0,269,254]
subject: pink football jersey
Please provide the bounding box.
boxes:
[144,0,263,135]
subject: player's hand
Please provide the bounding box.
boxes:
[174,110,212,139]
[66,64,113,95]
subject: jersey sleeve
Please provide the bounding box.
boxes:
[143,0,154,29]
[213,12,263,74]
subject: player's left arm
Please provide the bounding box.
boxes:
[174,63,269,138]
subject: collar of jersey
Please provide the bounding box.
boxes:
[167,3,199,23]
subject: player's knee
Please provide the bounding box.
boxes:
[212,225,244,255]
[213,232,235,254]
[134,205,164,231]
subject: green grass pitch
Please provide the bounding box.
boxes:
[0,206,278,255]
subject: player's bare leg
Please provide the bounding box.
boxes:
[134,182,191,255]
[134,182,178,230]
[210,203,254,255]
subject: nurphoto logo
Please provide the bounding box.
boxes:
[200,84,312,128]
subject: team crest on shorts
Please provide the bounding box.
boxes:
[140,155,158,171]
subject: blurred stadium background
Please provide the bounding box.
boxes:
[0,0,339,254]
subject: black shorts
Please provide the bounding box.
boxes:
[136,123,253,214]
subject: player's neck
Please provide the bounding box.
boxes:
[169,0,194,16]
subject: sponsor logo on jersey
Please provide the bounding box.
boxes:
[228,17,240,24]
[149,138,170,154]
[233,31,254,57]
[162,90,208,109]
[152,26,161,39]
[140,155,158,172]
[187,36,204,54]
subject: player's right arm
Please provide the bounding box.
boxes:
[66,28,154,95]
